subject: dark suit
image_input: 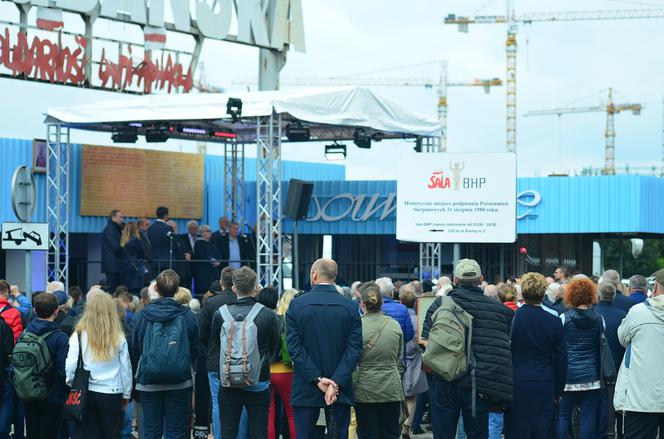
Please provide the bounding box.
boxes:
[218,234,255,269]
[101,220,123,290]
[121,236,147,295]
[192,239,221,296]
[286,284,363,439]
[613,292,634,314]
[505,304,567,439]
[147,220,174,272]
[179,233,197,290]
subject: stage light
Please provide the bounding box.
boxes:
[286,123,311,142]
[145,125,170,143]
[226,97,242,122]
[353,128,371,149]
[209,129,237,139]
[413,137,423,153]
[112,126,138,143]
[519,247,527,255]
[325,143,346,161]
[179,126,207,136]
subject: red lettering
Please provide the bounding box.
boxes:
[427,171,451,190]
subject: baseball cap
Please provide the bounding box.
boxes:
[454,259,482,280]
[53,290,68,306]
[653,268,664,287]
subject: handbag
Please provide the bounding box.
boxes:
[63,332,90,422]
[598,316,617,386]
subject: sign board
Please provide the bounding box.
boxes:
[11,166,37,222]
[80,145,204,219]
[397,153,517,243]
[2,223,48,251]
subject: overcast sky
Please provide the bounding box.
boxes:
[1,0,664,179]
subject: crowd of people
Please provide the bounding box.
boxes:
[0,240,661,439]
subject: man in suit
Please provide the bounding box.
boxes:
[286,258,363,439]
[218,222,255,269]
[138,217,153,283]
[147,206,174,273]
[179,220,199,291]
[211,216,230,244]
[101,209,124,291]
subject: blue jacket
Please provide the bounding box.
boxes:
[101,220,123,274]
[613,292,634,314]
[382,298,414,344]
[25,318,69,405]
[511,305,567,398]
[562,308,601,384]
[146,220,174,263]
[629,290,647,305]
[594,300,627,371]
[286,284,362,407]
[131,298,201,389]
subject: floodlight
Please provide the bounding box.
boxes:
[286,123,311,142]
[226,97,243,122]
[413,137,423,153]
[145,125,170,143]
[112,126,138,143]
[353,128,371,149]
[325,143,346,161]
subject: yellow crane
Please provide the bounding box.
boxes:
[524,88,643,175]
[445,5,664,154]
[232,61,502,152]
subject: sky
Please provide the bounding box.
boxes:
[1,0,664,180]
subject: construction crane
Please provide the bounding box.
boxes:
[525,88,643,175]
[445,5,664,153]
[233,63,502,152]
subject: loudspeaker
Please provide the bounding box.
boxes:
[285,179,314,220]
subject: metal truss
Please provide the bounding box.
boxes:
[419,136,442,282]
[224,141,246,228]
[46,124,70,287]
[256,114,282,290]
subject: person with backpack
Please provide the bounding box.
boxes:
[421,259,514,439]
[353,282,404,439]
[0,280,24,439]
[131,269,201,439]
[65,291,132,438]
[14,292,69,439]
[211,266,279,439]
[200,267,237,439]
[268,288,298,439]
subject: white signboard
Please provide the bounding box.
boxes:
[396,153,516,243]
[1,223,49,251]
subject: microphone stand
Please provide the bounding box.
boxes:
[168,232,174,270]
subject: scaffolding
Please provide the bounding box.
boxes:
[46,124,70,287]
[419,136,443,281]
[223,141,246,228]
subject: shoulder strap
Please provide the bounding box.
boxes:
[364,317,390,354]
[244,303,265,324]
[76,332,84,370]
[219,305,234,323]
[0,306,11,316]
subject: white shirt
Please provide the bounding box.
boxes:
[65,331,133,399]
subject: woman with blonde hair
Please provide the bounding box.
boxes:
[120,221,146,295]
[65,292,132,438]
[268,289,298,439]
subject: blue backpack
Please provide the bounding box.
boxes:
[138,316,191,385]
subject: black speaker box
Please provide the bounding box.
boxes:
[285,179,314,220]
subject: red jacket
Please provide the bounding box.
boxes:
[0,298,23,343]
[503,301,518,311]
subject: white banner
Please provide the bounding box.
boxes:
[2,223,49,251]
[397,153,516,243]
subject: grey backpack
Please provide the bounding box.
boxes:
[219,303,264,388]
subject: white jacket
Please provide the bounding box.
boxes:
[614,295,664,413]
[65,331,133,400]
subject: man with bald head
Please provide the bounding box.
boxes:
[286,258,363,439]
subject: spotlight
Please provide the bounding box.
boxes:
[353,128,371,149]
[286,123,311,142]
[226,97,242,122]
[208,129,237,139]
[325,143,346,161]
[179,126,207,136]
[413,137,423,153]
[145,125,170,143]
[112,126,138,143]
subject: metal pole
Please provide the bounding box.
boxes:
[25,251,32,301]
[293,220,299,290]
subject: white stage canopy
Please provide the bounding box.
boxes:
[45,87,442,143]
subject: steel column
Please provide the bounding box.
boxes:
[419,136,442,282]
[224,141,246,228]
[46,124,70,287]
[256,114,282,291]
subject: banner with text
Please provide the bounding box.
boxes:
[397,153,516,243]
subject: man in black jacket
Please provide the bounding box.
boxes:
[217,222,255,269]
[286,258,363,439]
[210,266,278,439]
[101,209,124,291]
[147,206,174,272]
[421,259,514,439]
[199,267,236,439]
